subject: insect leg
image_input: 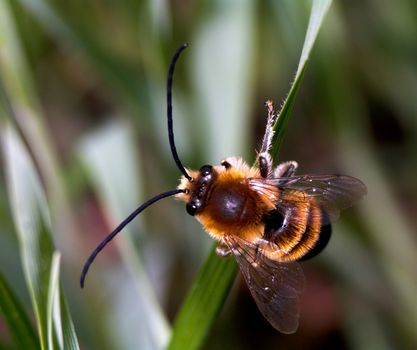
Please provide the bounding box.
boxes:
[216,243,232,257]
[258,100,277,178]
[258,153,272,178]
[274,161,298,178]
[259,100,277,154]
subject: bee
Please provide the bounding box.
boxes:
[80,43,367,334]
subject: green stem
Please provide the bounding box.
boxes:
[167,246,237,350]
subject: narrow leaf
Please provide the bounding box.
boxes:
[47,253,79,350]
[17,0,146,108]
[167,247,237,350]
[3,122,52,350]
[1,122,79,350]
[270,0,332,159]
[78,121,170,350]
[47,253,59,350]
[0,272,39,350]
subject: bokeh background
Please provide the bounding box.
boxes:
[1,0,417,349]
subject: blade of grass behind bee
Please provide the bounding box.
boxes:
[0,272,40,350]
[167,246,238,350]
[1,122,80,350]
[0,0,82,264]
[270,0,332,160]
[16,0,148,111]
[46,252,79,350]
[167,1,332,349]
[78,121,171,350]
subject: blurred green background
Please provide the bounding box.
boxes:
[1,0,417,349]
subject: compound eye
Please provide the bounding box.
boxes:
[199,165,213,177]
[186,202,198,216]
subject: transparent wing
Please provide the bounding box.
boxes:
[250,174,367,222]
[224,235,305,334]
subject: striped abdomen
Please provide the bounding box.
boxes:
[261,190,331,262]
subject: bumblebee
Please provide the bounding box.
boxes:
[80,44,367,334]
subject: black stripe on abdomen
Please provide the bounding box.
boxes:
[298,210,332,261]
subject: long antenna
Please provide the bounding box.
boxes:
[80,189,184,288]
[167,43,193,182]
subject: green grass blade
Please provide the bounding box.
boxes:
[78,121,171,349]
[270,0,332,159]
[1,3,80,348]
[0,272,40,350]
[48,252,80,350]
[167,247,238,350]
[0,0,81,261]
[59,294,80,350]
[167,1,333,349]
[47,253,61,350]
[191,0,255,161]
[2,123,79,350]
[17,0,146,109]
[3,122,52,350]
